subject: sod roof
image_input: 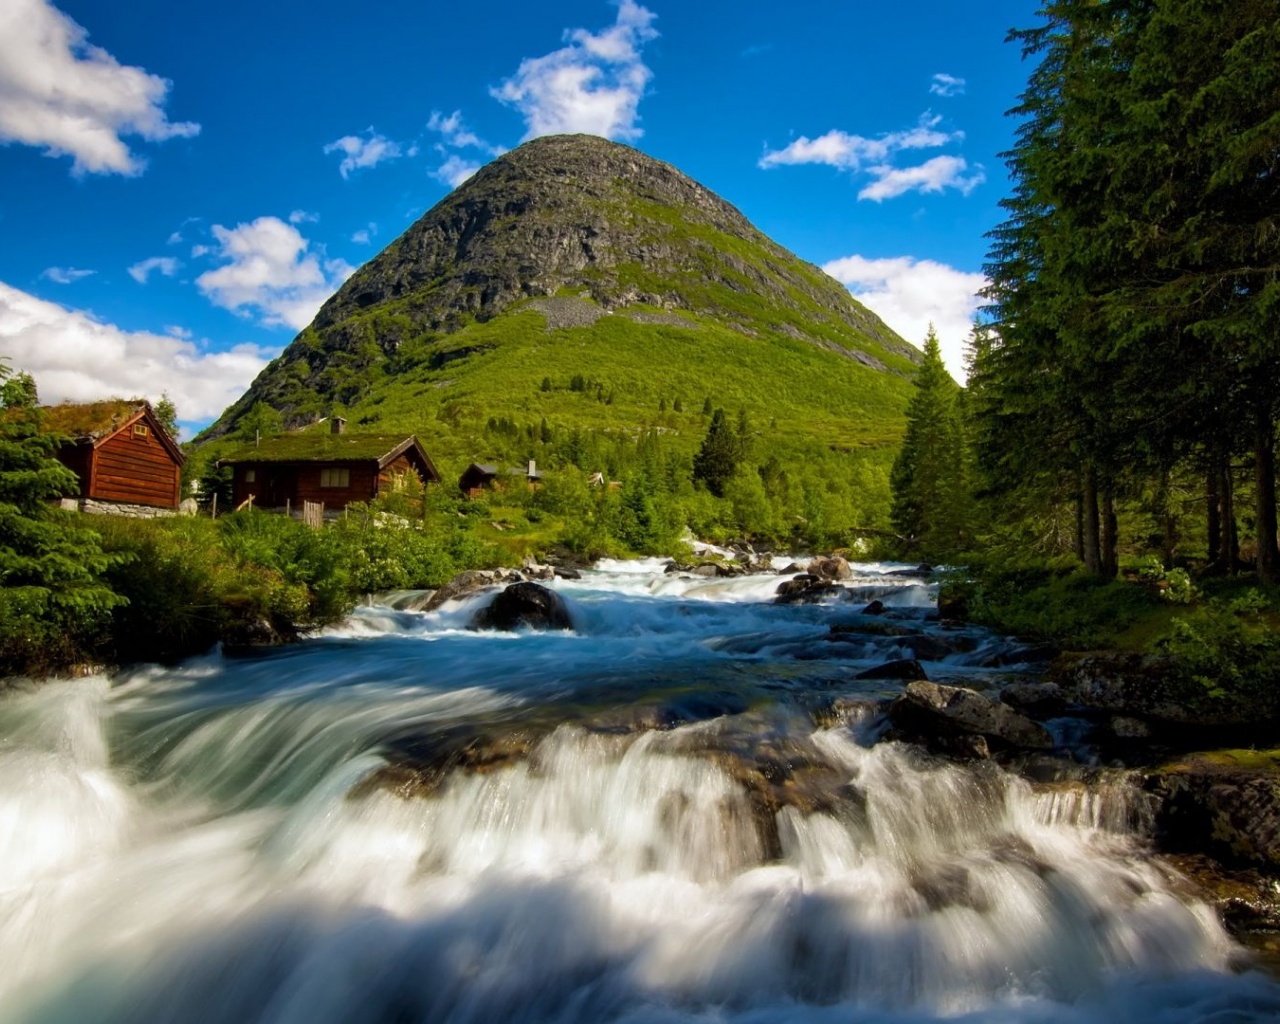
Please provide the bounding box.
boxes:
[41,400,146,439]
[219,432,427,466]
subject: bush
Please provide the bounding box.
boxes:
[1153,592,1280,700]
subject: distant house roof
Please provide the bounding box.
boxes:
[41,400,184,464]
[469,463,499,476]
[219,432,441,479]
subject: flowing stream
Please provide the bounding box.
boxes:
[2,559,1279,1023]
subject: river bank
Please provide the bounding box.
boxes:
[3,557,1280,1022]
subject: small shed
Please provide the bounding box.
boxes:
[219,425,441,511]
[45,400,184,510]
[459,463,500,497]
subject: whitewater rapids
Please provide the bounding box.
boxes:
[1,560,1277,1023]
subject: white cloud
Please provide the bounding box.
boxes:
[164,324,192,339]
[759,114,958,171]
[492,0,658,141]
[434,154,482,188]
[930,73,966,98]
[191,244,212,258]
[323,128,403,178]
[166,230,183,245]
[40,266,95,284]
[822,254,987,381]
[427,110,492,152]
[0,0,199,175]
[194,216,355,330]
[0,280,272,421]
[859,154,985,202]
[351,222,377,245]
[288,209,318,224]
[127,255,180,283]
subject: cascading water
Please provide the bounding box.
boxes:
[2,561,1278,1023]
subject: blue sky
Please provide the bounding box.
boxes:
[0,0,1039,432]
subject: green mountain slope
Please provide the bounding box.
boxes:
[198,134,919,498]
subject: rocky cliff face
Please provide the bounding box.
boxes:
[205,134,916,436]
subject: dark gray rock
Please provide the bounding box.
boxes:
[889,681,1053,750]
[856,658,928,681]
[862,600,887,615]
[470,582,573,632]
[1000,681,1068,716]
[775,583,848,606]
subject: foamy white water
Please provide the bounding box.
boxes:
[0,560,1276,1023]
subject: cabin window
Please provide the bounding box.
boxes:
[132,423,149,438]
[244,469,256,484]
[320,468,350,489]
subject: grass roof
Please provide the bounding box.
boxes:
[41,400,145,439]
[219,432,419,464]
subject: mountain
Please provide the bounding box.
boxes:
[200,134,919,465]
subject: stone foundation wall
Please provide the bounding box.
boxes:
[61,497,179,519]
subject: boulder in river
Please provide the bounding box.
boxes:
[1146,752,1280,872]
[470,582,574,632]
[862,600,887,615]
[889,681,1054,751]
[856,658,928,681]
[807,555,852,580]
[999,681,1068,717]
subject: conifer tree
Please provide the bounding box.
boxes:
[0,361,124,672]
[693,408,740,497]
[889,327,967,556]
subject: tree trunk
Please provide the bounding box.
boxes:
[1206,466,1221,568]
[1256,402,1279,583]
[1081,464,1101,576]
[1101,486,1119,578]
[1155,468,1176,570]
[1074,486,1085,562]
[1222,460,1239,575]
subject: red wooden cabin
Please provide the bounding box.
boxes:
[46,401,184,509]
[220,421,441,512]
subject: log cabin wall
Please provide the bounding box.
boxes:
[90,422,180,508]
[377,453,424,495]
[292,462,378,510]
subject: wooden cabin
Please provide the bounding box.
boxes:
[45,400,184,510]
[220,421,441,512]
[459,460,542,497]
[459,463,500,497]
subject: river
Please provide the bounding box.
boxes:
[2,558,1278,1023]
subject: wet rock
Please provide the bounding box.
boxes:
[1162,853,1280,939]
[856,658,928,681]
[423,569,510,610]
[830,620,914,638]
[355,726,542,800]
[552,566,582,580]
[1000,681,1068,716]
[221,616,295,653]
[889,681,1054,751]
[1146,753,1280,871]
[937,586,968,620]
[776,574,819,595]
[892,633,975,662]
[470,582,574,631]
[1111,716,1152,739]
[862,600,887,615]
[778,562,807,574]
[888,564,933,578]
[1052,652,1260,729]
[806,555,852,580]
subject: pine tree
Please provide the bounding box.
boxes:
[154,393,179,438]
[693,408,740,497]
[0,361,125,672]
[889,327,968,556]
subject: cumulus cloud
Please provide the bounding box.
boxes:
[0,0,199,175]
[323,128,404,178]
[930,73,966,98]
[760,112,983,203]
[40,266,95,284]
[164,325,192,339]
[822,254,987,381]
[351,222,377,245]
[127,256,180,283]
[859,155,985,202]
[433,154,482,188]
[194,216,354,330]
[759,114,958,171]
[492,0,658,141]
[0,280,272,421]
[288,209,318,224]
